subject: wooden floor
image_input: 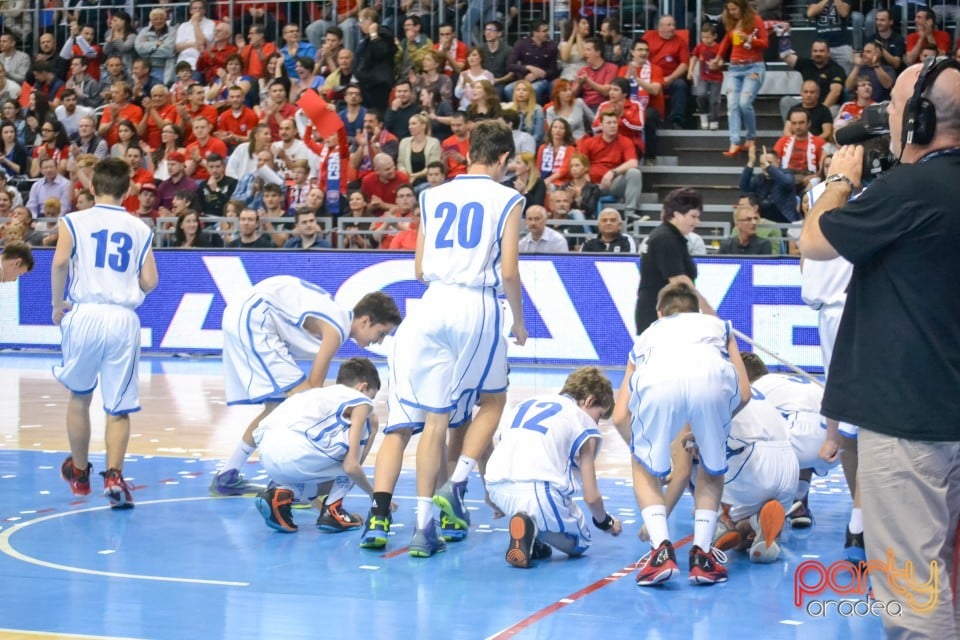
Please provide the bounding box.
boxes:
[0,353,882,640]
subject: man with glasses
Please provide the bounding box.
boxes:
[506,20,559,104]
[280,25,316,78]
[70,115,108,160]
[719,195,773,255]
[240,25,277,79]
[480,21,513,98]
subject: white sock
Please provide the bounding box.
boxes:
[450,456,477,484]
[848,508,864,535]
[641,505,669,549]
[694,509,718,551]
[416,497,434,530]
[795,480,810,501]
[222,441,256,473]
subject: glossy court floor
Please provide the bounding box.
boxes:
[0,354,883,640]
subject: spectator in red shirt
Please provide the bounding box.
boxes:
[537,117,576,189]
[98,82,144,147]
[573,37,619,110]
[177,83,219,145]
[197,22,239,84]
[185,116,229,180]
[434,23,468,76]
[122,145,157,213]
[689,22,724,130]
[138,85,182,151]
[642,15,690,129]
[577,111,642,218]
[260,80,299,141]
[620,40,665,163]
[591,77,645,156]
[440,111,470,178]
[773,107,826,188]
[216,86,260,150]
[905,8,952,66]
[360,153,411,216]
[240,24,277,78]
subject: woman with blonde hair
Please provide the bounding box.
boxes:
[504,79,545,144]
[510,152,546,210]
[545,78,595,141]
[397,112,442,188]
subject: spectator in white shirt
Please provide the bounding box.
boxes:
[519,205,569,253]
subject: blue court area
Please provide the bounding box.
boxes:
[0,456,883,639]
[0,355,882,639]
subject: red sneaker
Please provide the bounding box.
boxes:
[101,468,134,510]
[60,456,92,496]
[636,540,679,586]
[689,545,729,585]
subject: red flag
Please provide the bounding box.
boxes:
[296,90,344,139]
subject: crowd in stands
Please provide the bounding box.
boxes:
[0,0,957,254]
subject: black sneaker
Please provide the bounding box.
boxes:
[636,540,679,586]
[531,539,553,560]
[506,512,537,568]
[844,526,866,566]
[254,487,297,533]
[787,496,813,529]
[316,498,363,532]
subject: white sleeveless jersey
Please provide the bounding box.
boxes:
[485,394,601,496]
[629,313,731,368]
[62,204,154,309]
[729,390,791,443]
[800,183,852,308]
[241,276,351,358]
[419,175,524,289]
[752,373,824,414]
[258,384,374,455]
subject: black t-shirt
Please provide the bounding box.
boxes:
[635,222,697,334]
[875,31,906,69]
[794,58,846,103]
[228,234,274,249]
[798,103,834,137]
[718,235,772,255]
[819,151,960,440]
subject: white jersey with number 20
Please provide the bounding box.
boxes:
[418,175,524,290]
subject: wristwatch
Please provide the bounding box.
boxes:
[824,173,855,190]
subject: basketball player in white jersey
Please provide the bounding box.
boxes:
[612,283,751,586]
[52,158,159,509]
[0,241,33,282]
[800,183,863,565]
[252,358,380,533]
[705,387,797,564]
[360,120,527,557]
[485,367,623,568]
[210,279,401,496]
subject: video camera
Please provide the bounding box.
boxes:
[833,102,897,180]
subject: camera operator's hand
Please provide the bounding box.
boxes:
[828,145,865,189]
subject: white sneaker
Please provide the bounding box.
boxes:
[698,114,709,130]
[709,121,719,130]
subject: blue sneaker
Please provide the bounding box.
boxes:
[844,526,866,566]
[409,520,446,558]
[433,480,469,529]
[210,469,263,496]
[439,513,468,542]
[359,510,391,549]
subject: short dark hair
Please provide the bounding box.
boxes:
[499,108,520,128]
[404,15,422,28]
[91,158,132,200]
[336,357,381,392]
[262,183,283,196]
[657,283,700,315]
[741,352,769,382]
[353,291,402,327]
[484,20,503,32]
[787,106,810,122]
[294,208,316,224]
[661,187,703,222]
[426,160,445,172]
[584,36,604,53]
[738,192,760,208]
[701,22,717,35]
[469,120,515,166]
[326,26,344,40]
[1,240,33,273]
[610,77,630,95]
[206,152,224,164]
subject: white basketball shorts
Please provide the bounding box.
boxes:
[487,480,592,554]
[52,303,142,415]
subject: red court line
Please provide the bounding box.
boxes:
[488,534,694,640]
[380,546,411,558]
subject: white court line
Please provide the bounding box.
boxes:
[0,496,249,587]
[0,629,146,639]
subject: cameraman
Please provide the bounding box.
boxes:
[799,59,960,639]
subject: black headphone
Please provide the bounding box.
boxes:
[903,56,960,147]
